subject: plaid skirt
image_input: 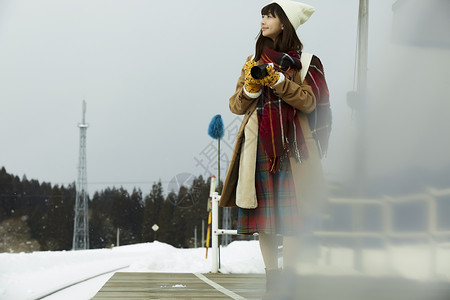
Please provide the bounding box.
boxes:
[237,138,301,235]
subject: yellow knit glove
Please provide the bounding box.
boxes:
[245,76,262,93]
[243,60,262,93]
[243,60,256,77]
[260,64,280,87]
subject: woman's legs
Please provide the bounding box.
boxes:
[259,233,279,270]
[259,234,302,299]
[259,233,281,299]
[260,233,301,270]
[279,235,301,299]
[282,235,301,271]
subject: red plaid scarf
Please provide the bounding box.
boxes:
[257,47,306,173]
[257,47,331,173]
[304,55,331,159]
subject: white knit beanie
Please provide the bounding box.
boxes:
[271,0,315,30]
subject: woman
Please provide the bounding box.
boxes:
[220,0,331,299]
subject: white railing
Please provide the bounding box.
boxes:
[207,175,450,275]
[209,191,237,273]
[311,189,450,278]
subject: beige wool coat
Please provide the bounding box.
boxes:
[220,55,327,218]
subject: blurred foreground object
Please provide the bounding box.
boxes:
[392,0,450,48]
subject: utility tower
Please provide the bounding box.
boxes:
[72,100,89,250]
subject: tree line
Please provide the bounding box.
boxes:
[0,167,241,253]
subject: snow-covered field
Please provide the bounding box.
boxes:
[0,240,449,300]
[0,240,264,300]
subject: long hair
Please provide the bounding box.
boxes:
[254,3,303,61]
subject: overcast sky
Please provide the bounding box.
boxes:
[2,0,447,196]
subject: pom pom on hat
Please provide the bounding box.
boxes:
[271,0,315,30]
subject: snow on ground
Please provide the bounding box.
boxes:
[0,240,264,300]
[0,240,449,300]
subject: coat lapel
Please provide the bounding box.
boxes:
[236,110,258,209]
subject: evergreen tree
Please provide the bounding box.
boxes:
[171,186,189,248]
[0,167,227,251]
[157,192,176,245]
[142,181,164,242]
[185,175,210,247]
[27,180,52,248]
[41,184,75,251]
[141,193,155,242]
[90,188,117,248]
[158,177,212,248]
[104,187,144,246]
[61,183,76,249]
[42,185,63,250]
[0,167,10,221]
[128,188,144,244]
[0,167,16,221]
[0,217,40,252]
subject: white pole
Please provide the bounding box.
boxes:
[211,192,219,273]
[353,0,369,272]
[210,176,216,197]
[195,226,198,248]
[428,196,437,279]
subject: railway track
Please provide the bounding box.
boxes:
[32,265,130,300]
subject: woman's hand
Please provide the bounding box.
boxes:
[245,76,262,93]
[243,60,262,93]
[243,60,256,78]
[260,64,281,87]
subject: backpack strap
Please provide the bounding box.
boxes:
[300,52,313,83]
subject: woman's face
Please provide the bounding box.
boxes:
[261,13,284,40]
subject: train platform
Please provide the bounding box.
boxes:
[92,272,450,300]
[92,272,264,299]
